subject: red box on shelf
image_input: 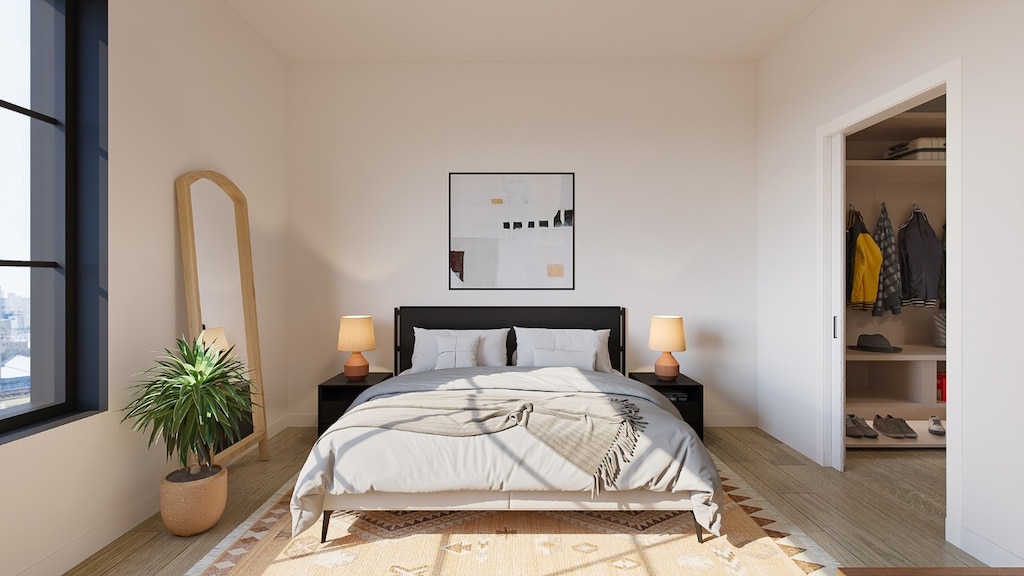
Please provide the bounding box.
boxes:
[937,371,947,402]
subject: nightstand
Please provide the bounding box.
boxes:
[317,372,392,435]
[628,372,704,440]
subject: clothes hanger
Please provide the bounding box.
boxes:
[900,203,925,229]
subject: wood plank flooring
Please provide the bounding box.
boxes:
[65,427,318,576]
[66,426,986,575]
[705,427,983,569]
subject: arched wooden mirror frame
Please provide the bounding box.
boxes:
[176,170,270,464]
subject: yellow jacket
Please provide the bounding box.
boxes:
[850,232,882,309]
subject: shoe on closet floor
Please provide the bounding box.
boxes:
[873,414,905,438]
[888,414,918,438]
[850,414,878,438]
[845,414,863,438]
[928,415,945,436]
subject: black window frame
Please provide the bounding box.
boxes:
[0,0,108,442]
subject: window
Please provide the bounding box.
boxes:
[0,0,107,440]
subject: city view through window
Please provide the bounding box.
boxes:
[0,283,31,410]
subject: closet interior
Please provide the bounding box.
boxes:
[844,95,947,449]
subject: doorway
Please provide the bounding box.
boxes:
[818,62,962,485]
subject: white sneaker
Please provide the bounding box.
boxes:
[928,415,945,436]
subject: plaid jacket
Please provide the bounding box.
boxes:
[872,202,902,316]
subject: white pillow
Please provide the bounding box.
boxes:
[533,347,596,370]
[409,327,510,373]
[513,327,614,373]
[434,335,479,369]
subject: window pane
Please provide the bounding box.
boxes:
[0,107,31,260]
[0,108,65,264]
[0,0,64,121]
[0,266,65,419]
[0,0,31,111]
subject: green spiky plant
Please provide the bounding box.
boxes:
[122,332,255,477]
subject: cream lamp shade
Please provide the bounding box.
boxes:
[201,327,230,353]
[648,315,686,381]
[338,315,376,380]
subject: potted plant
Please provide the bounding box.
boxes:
[122,332,255,536]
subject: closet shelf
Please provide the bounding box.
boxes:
[845,419,946,449]
[846,395,930,406]
[845,161,945,183]
[846,160,945,168]
[846,344,946,362]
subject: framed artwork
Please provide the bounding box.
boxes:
[449,172,574,290]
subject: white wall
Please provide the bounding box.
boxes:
[286,62,760,428]
[0,1,289,574]
[757,0,1024,566]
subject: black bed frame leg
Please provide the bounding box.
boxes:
[321,510,332,543]
[692,511,704,543]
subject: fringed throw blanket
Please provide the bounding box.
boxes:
[337,394,647,494]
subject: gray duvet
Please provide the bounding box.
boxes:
[290,366,723,536]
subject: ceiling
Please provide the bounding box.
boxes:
[225,0,825,62]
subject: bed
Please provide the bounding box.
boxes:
[290,306,723,543]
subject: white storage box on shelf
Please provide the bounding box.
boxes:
[883,137,946,160]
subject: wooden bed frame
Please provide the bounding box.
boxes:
[319,306,704,543]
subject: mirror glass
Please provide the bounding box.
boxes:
[191,179,248,364]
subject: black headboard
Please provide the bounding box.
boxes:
[394,306,626,373]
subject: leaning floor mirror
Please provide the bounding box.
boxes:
[176,170,270,464]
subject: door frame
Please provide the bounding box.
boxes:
[816,60,962,541]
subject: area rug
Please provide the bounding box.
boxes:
[187,457,838,576]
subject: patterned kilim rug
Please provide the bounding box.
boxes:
[187,457,838,576]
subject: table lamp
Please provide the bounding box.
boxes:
[201,326,229,354]
[338,315,375,380]
[648,315,686,381]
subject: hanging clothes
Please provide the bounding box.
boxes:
[898,207,944,307]
[845,206,860,302]
[872,202,902,316]
[938,223,946,308]
[847,207,882,310]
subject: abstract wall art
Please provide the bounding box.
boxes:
[449,172,574,290]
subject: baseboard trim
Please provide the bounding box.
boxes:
[959,524,1024,568]
[19,492,159,576]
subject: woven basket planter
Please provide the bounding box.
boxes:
[159,465,227,536]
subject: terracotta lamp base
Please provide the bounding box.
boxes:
[654,351,679,381]
[344,351,369,380]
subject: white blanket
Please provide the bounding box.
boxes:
[290,366,723,535]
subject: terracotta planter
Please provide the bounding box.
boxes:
[159,465,227,536]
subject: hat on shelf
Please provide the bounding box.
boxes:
[848,333,903,353]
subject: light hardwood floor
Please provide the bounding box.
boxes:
[67,426,984,575]
[65,427,318,576]
[704,427,983,569]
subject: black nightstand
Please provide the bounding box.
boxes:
[628,372,704,440]
[317,372,392,435]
